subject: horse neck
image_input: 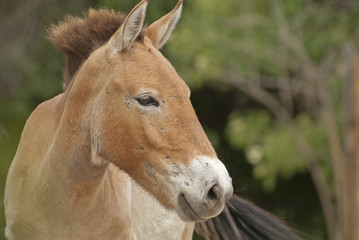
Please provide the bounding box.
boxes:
[45,62,110,206]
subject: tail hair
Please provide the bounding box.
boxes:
[195,194,302,240]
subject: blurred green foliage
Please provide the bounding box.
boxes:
[226,111,307,191]
[1,0,358,239]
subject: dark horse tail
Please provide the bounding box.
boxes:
[195,194,302,240]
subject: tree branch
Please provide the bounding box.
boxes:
[223,71,336,239]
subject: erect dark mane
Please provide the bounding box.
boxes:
[49,9,145,90]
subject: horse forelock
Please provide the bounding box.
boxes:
[49,9,146,91]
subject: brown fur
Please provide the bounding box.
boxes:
[5,1,302,239]
[5,2,234,239]
[49,9,145,90]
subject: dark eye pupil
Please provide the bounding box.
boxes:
[136,96,159,107]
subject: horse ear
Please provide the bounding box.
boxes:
[106,0,149,55]
[146,0,182,49]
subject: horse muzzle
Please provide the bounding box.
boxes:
[174,156,233,222]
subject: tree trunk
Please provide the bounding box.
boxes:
[344,52,359,240]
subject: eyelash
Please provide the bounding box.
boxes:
[135,95,159,107]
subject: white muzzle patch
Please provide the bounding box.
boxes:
[171,156,233,222]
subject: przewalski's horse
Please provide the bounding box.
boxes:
[4,1,301,239]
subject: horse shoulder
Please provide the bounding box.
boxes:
[5,94,64,239]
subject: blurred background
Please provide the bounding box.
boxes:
[1,0,359,239]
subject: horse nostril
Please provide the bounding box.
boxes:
[208,186,217,201]
[207,184,221,204]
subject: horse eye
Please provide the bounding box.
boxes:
[135,95,159,107]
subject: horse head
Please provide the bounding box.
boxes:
[71,0,233,222]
